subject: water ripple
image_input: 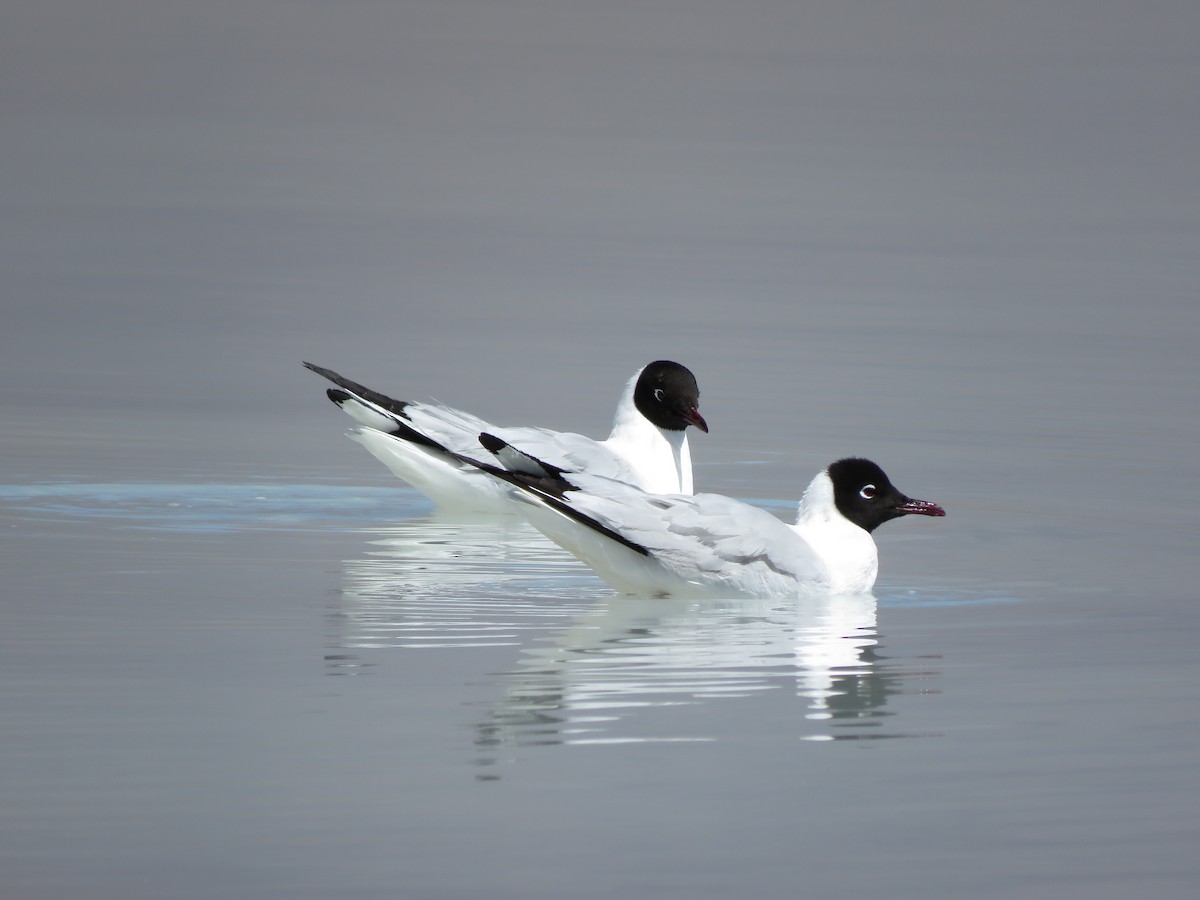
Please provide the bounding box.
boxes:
[0,481,427,532]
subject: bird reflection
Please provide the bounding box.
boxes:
[473,591,891,758]
[328,512,936,770]
[326,512,607,666]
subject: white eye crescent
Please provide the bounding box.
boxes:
[859,484,877,500]
[653,388,665,402]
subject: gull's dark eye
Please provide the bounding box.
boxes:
[859,484,877,500]
[653,388,665,402]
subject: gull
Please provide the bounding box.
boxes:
[476,435,945,597]
[304,360,707,512]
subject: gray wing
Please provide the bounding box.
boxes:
[492,427,642,482]
[304,363,637,477]
[562,477,827,585]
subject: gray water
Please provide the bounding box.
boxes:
[3,2,1199,898]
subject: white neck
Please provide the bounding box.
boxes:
[791,470,878,593]
[605,367,692,494]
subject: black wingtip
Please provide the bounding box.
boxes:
[479,432,506,455]
[387,418,446,451]
[468,434,649,557]
[303,362,412,419]
[303,361,335,380]
[478,432,571,482]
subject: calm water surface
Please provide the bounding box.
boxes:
[1,465,1195,898]
[4,2,1199,898]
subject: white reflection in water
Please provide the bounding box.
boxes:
[475,592,891,756]
[330,516,940,756]
[329,514,607,662]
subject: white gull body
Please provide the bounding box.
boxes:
[485,454,945,598]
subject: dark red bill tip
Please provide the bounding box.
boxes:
[898,498,946,517]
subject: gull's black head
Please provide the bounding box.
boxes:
[633,360,708,433]
[827,457,946,533]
